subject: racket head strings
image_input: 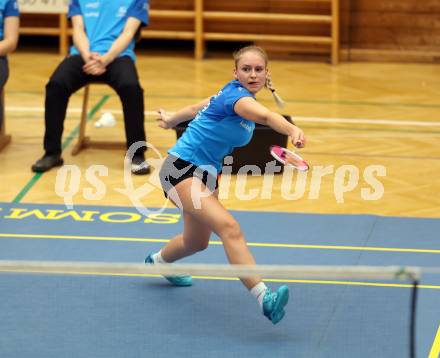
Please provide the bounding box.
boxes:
[270,145,309,172]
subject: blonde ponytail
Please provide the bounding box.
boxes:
[265,74,285,109]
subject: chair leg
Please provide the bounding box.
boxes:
[71,85,90,156]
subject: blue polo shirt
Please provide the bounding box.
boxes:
[0,0,19,41]
[170,80,256,175]
[68,0,149,61]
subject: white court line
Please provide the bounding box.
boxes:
[7,106,440,127]
[293,116,440,127]
[7,106,83,114]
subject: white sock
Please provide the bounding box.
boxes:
[250,282,268,309]
[152,250,187,278]
[152,250,168,264]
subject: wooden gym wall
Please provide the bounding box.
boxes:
[18,0,440,63]
[340,0,440,62]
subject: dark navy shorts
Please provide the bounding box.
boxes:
[159,155,219,198]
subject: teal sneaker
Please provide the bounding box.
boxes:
[145,254,193,287]
[262,285,289,324]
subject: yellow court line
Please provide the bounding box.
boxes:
[429,325,440,358]
[1,233,440,254]
[0,233,169,243]
[0,269,439,289]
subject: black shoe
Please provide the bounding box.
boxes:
[131,154,150,175]
[31,154,64,173]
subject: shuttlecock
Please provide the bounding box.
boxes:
[94,111,116,128]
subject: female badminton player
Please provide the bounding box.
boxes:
[146,45,306,324]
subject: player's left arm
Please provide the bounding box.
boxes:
[100,17,141,67]
[98,0,148,67]
[234,96,306,147]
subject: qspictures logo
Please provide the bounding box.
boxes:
[54,142,386,215]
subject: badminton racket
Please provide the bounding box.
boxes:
[270,145,309,172]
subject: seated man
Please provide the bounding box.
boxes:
[32,0,150,175]
[0,0,19,131]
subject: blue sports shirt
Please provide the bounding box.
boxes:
[68,0,149,61]
[170,80,256,175]
[0,0,19,42]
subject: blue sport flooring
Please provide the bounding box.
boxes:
[0,202,439,358]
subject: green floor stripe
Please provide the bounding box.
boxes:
[11,173,43,204]
[12,95,110,203]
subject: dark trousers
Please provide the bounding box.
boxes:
[0,57,9,131]
[43,55,146,156]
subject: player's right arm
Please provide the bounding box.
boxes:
[234,96,306,148]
